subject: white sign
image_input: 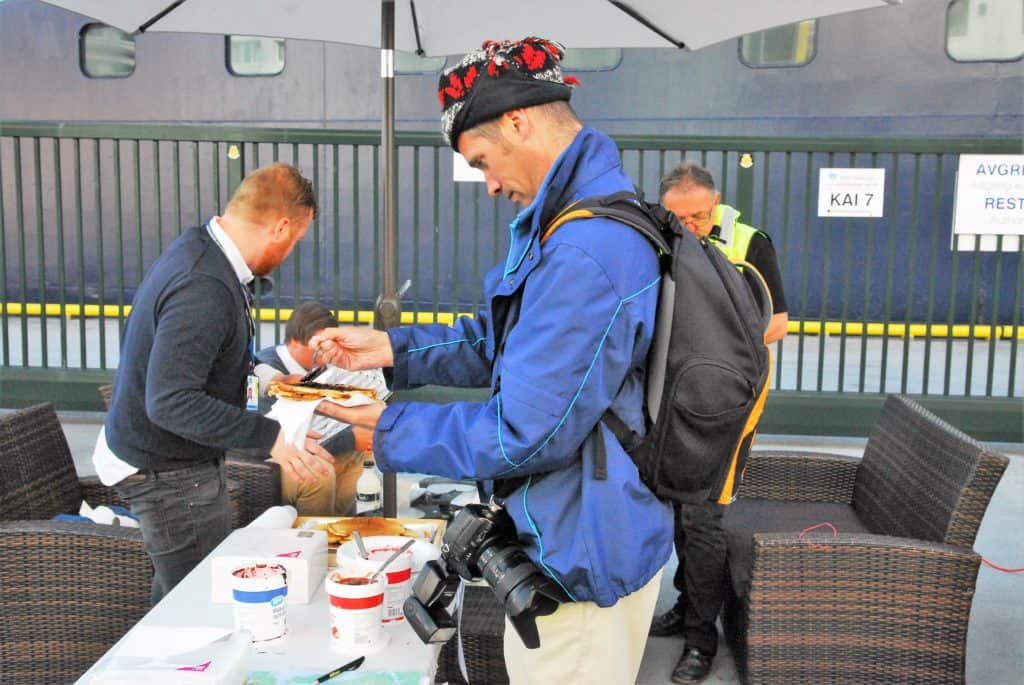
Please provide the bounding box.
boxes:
[817,168,886,217]
[453,151,484,183]
[952,155,1024,250]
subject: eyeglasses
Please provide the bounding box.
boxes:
[676,208,715,226]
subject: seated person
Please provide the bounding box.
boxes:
[253,301,376,515]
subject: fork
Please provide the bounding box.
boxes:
[299,348,328,383]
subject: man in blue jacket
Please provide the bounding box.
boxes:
[314,37,673,684]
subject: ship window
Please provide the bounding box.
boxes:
[739,20,817,68]
[395,51,446,73]
[80,24,135,78]
[947,0,1024,61]
[227,36,285,76]
[561,48,622,71]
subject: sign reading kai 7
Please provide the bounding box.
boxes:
[817,168,886,218]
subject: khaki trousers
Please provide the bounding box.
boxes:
[503,568,663,685]
[281,450,367,516]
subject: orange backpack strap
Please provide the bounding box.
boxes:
[541,201,594,245]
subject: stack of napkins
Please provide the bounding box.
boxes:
[90,627,248,685]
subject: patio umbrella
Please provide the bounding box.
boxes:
[38,0,901,514]
[40,0,902,318]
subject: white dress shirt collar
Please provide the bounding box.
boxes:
[276,343,308,375]
[207,216,254,286]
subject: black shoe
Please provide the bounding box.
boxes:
[671,647,713,684]
[648,606,686,637]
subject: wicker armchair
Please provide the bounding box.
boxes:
[722,394,1009,685]
[99,384,282,527]
[0,403,152,682]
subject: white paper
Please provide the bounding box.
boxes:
[90,627,248,685]
[245,505,298,530]
[267,366,389,450]
[115,626,234,658]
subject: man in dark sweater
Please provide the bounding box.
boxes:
[101,162,334,604]
[253,301,374,515]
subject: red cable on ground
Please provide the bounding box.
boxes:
[799,521,1023,574]
[981,558,1024,573]
[798,522,837,551]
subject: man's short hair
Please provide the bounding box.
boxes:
[659,161,717,200]
[285,301,338,344]
[227,162,318,221]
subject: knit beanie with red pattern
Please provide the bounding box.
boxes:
[438,37,579,151]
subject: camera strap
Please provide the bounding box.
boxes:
[454,580,471,685]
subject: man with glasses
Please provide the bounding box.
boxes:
[649,161,788,683]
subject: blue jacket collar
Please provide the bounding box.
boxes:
[502,127,620,278]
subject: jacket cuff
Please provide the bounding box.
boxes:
[371,403,408,472]
[386,328,411,390]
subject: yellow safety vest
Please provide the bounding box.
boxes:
[710,204,760,262]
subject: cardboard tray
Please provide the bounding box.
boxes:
[292,516,445,551]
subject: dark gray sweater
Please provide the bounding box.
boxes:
[106,225,280,470]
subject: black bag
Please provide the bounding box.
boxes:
[541,191,772,505]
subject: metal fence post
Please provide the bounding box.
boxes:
[226,143,244,198]
[736,151,755,218]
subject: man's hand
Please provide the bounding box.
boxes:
[308,326,394,370]
[268,429,334,483]
[317,399,387,434]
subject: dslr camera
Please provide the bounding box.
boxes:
[403,502,568,649]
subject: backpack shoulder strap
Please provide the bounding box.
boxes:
[541,192,672,257]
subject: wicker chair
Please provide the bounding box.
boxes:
[99,384,282,527]
[0,403,152,682]
[721,394,1009,685]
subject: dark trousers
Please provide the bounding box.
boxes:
[115,460,232,605]
[671,500,728,657]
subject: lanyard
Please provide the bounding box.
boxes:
[206,223,257,371]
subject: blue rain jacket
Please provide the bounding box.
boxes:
[374,128,673,607]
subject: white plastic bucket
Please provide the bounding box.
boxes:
[325,571,387,651]
[336,536,414,623]
[231,563,288,643]
[338,533,440,574]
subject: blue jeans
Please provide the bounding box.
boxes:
[115,460,231,605]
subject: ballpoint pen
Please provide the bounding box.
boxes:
[315,655,365,683]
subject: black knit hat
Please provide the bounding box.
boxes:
[438,37,579,150]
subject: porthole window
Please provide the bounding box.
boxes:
[395,50,446,73]
[947,0,1024,62]
[80,24,135,78]
[561,48,622,71]
[227,36,285,76]
[740,20,817,68]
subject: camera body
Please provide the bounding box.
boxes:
[403,503,568,649]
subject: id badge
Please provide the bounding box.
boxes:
[245,374,260,411]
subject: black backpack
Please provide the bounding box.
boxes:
[541,191,772,505]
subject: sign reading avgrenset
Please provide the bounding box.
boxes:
[817,168,886,217]
[953,154,1024,237]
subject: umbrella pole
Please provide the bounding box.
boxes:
[376,0,400,517]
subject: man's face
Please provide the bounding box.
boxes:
[457,124,537,207]
[662,186,720,239]
[250,207,314,276]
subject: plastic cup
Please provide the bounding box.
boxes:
[231,563,288,643]
[325,571,387,651]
